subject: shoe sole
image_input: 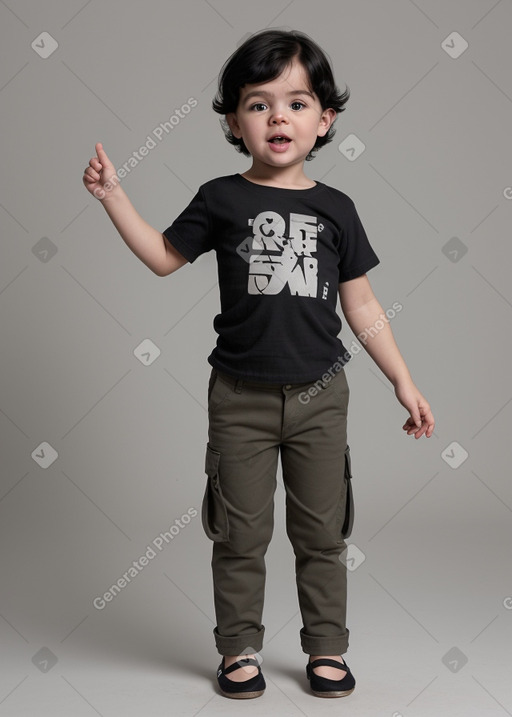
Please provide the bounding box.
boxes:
[219,688,265,699]
[310,686,355,698]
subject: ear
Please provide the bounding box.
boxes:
[225,112,242,139]
[317,108,337,138]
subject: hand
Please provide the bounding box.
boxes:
[394,381,435,439]
[82,142,119,201]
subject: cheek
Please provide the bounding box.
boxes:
[244,123,262,140]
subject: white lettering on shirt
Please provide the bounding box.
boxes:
[244,211,318,297]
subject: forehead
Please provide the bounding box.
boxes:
[238,57,314,100]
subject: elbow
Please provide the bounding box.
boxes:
[152,263,166,277]
[149,257,171,277]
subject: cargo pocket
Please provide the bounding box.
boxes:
[341,444,354,539]
[201,443,230,542]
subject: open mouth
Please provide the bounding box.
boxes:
[269,136,291,144]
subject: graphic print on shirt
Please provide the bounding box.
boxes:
[237,211,318,297]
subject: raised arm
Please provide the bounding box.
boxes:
[82,142,188,276]
[339,274,435,439]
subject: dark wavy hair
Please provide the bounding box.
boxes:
[212,29,350,161]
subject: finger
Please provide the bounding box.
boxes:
[415,424,427,439]
[84,167,99,181]
[425,418,435,438]
[96,142,109,164]
[406,419,423,437]
[421,409,435,437]
[403,402,422,429]
[407,411,422,430]
[406,421,423,438]
[418,415,433,438]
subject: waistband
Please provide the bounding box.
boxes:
[214,368,317,392]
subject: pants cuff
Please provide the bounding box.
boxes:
[299,627,350,655]
[213,625,265,655]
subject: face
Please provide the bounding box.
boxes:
[226,56,336,172]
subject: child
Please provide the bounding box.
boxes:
[82,28,435,700]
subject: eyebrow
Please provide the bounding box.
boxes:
[242,89,315,101]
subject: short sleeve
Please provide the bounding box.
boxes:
[338,199,380,282]
[162,186,213,264]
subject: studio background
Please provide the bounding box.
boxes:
[0,1,511,715]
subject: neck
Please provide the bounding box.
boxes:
[241,163,315,189]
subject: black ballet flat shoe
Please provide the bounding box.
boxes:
[216,656,266,699]
[306,656,356,698]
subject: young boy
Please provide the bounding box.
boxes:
[83,28,434,700]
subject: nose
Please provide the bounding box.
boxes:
[269,104,289,125]
[270,114,289,128]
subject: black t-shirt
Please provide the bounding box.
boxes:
[163,173,380,383]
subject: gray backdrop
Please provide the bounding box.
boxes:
[1,1,511,715]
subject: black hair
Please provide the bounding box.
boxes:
[212,28,350,161]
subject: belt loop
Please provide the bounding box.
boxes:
[234,378,243,394]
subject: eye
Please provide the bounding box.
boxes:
[249,103,267,112]
[291,101,306,110]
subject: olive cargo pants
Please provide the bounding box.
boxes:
[201,365,354,656]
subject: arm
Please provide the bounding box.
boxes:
[339,274,435,439]
[99,187,189,276]
[82,143,188,277]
